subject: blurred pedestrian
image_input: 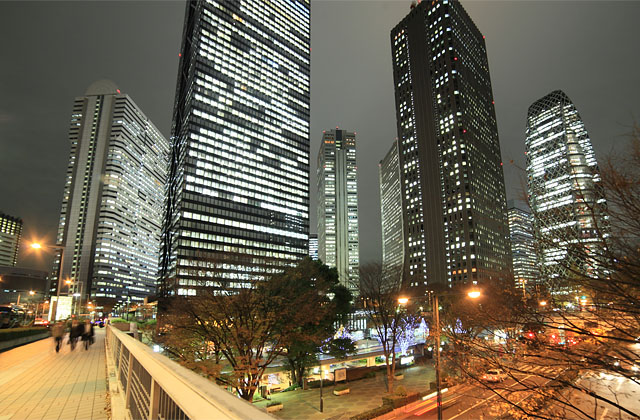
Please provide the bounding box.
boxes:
[82,319,94,350]
[52,321,65,353]
[69,319,81,350]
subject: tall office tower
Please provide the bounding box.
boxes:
[390,0,512,293]
[0,213,22,266]
[526,90,606,286]
[317,129,359,291]
[160,0,311,294]
[53,80,169,310]
[379,140,404,287]
[507,201,538,293]
[308,234,318,260]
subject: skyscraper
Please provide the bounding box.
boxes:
[160,0,311,294]
[53,80,169,310]
[526,90,606,286]
[507,201,538,293]
[0,213,22,267]
[379,140,404,287]
[308,233,318,261]
[317,129,359,291]
[390,0,511,292]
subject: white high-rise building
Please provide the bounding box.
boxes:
[507,201,537,293]
[526,90,607,287]
[53,80,169,310]
[317,129,359,292]
[308,234,318,261]
[379,140,404,287]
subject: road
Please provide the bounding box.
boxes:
[549,371,640,419]
[393,361,563,419]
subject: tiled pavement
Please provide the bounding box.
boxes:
[0,328,108,420]
[254,364,436,420]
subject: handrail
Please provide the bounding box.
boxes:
[106,325,273,420]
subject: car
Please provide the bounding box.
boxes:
[33,318,50,327]
[482,368,508,382]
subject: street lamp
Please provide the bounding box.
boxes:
[539,300,547,307]
[431,288,481,420]
[30,242,65,321]
[398,297,409,305]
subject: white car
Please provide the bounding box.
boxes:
[482,368,508,382]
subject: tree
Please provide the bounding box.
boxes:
[275,258,354,387]
[359,263,416,393]
[446,128,640,419]
[158,257,354,401]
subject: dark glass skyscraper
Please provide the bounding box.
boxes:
[390,0,511,292]
[160,0,311,294]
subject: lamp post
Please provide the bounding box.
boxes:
[31,242,65,321]
[431,288,481,420]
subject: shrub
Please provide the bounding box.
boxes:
[349,405,393,420]
[395,385,408,396]
[0,327,49,342]
[335,385,350,392]
[110,318,129,324]
[382,392,419,409]
[266,401,282,407]
[306,379,322,389]
[282,384,300,392]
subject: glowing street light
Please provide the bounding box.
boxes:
[30,243,42,250]
[467,290,481,299]
[398,297,409,305]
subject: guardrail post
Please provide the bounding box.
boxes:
[149,379,160,420]
[117,341,125,383]
[125,351,133,410]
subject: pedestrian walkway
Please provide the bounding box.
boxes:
[253,364,435,420]
[0,328,108,420]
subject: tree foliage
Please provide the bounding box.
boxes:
[158,257,352,401]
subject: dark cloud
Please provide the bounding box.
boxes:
[1,1,639,272]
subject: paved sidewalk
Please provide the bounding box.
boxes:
[254,364,436,420]
[0,328,109,420]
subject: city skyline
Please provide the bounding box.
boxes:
[2,1,639,273]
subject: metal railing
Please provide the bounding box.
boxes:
[106,325,273,420]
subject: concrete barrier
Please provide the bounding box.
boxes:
[0,331,50,351]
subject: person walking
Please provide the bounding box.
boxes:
[69,319,81,350]
[82,319,94,350]
[52,321,65,353]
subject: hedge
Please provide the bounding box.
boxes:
[349,404,393,420]
[0,327,49,342]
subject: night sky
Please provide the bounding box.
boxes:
[1,1,639,273]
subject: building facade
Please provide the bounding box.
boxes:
[507,201,538,293]
[159,0,311,295]
[526,90,606,287]
[390,0,512,293]
[52,80,169,310]
[308,233,318,261]
[0,213,22,267]
[379,140,404,287]
[317,129,359,291]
